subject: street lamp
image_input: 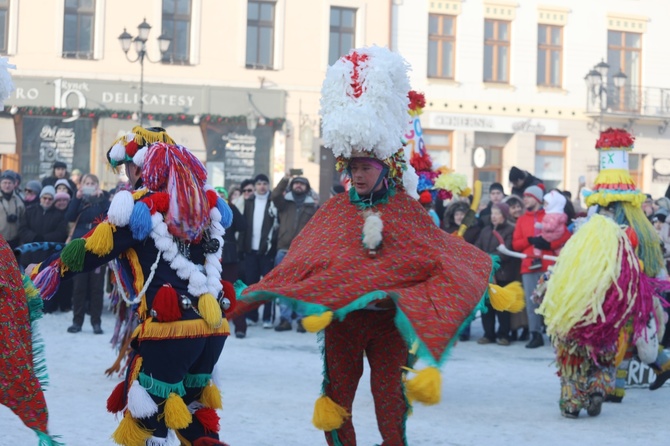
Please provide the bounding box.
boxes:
[118,19,171,125]
[584,59,627,132]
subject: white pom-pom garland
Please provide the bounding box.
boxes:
[133,147,148,168]
[107,190,135,226]
[109,143,127,162]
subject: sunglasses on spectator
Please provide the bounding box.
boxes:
[25,189,37,194]
[41,196,54,201]
[243,188,253,193]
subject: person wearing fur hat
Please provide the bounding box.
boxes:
[509,166,543,198]
[31,126,234,446]
[228,46,495,445]
[512,184,571,348]
[41,161,76,192]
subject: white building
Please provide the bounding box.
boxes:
[392,0,670,199]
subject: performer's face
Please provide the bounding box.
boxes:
[349,159,384,196]
[125,162,141,189]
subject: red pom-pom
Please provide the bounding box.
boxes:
[106,381,126,413]
[151,285,182,322]
[408,90,426,110]
[125,140,139,158]
[206,190,219,209]
[595,127,635,149]
[418,190,433,204]
[194,407,220,434]
[142,192,170,214]
[537,183,546,192]
[410,151,433,171]
[221,280,237,314]
[625,226,639,249]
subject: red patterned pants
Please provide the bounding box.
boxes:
[323,308,409,446]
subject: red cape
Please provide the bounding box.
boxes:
[232,192,492,364]
[0,237,49,434]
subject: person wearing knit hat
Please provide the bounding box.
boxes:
[509,166,543,198]
[513,183,571,349]
[54,178,74,197]
[32,125,234,446]
[23,180,43,210]
[53,192,71,211]
[479,182,506,227]
[229,46,496,445]
[39,185,56,200]
[475,200,521,346]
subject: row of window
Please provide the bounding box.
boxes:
[0,0,354,68]
[424,132,642,191]
[429,14,641,89]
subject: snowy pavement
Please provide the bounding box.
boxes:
[2,309,669,446]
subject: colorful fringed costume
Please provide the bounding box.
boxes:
[0,237,61,445]
[229,46,493,445]
[33,130,234,446]
[539,128,670,418]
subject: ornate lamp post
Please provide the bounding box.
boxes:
[584,59,627,132]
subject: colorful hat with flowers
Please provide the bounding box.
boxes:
[584,128,646,208]
[321,46,418,195]
[107,126,175,169]
[406,90,470,202]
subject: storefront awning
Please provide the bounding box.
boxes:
[0,117,17,154]
[163,124,207,162]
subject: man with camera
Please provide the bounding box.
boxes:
[0,170,25,249]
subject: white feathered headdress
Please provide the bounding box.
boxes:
[320,46,411,160]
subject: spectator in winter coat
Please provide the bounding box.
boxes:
[512,185,571,349]
[478,182,506,227]
[41,161,77,192]
[64,174,110,335]
[441,200,480,244]
[0,170,25,248]
[509,166,543,198]
[475,202,520,345]
[503,195,524,224]
[272,174,319,332]
[22,180,43,211]
[529,190,568,269]
[233,173,278,337]
[220,187,246,296]
[54,178,75,198]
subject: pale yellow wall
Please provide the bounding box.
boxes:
[8,0,391,187]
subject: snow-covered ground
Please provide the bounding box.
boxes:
[2,308,669,446]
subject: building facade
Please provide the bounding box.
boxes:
[0,0,390,196]
[392,0,670,199]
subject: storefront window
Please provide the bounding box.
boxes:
[329,7,356,66]
[535,136,565,190]
[162,0,191,64]
[423,129,452,168]
[246,0,276,69]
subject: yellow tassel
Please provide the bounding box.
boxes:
[302,311,334,332]
[198,293,223,329]
[111,412,152,446]
[84,222,117,256]
[504,282,526,313]
[132,188,149,200]
[200,382,223,410]
[403,366,441,406]
[137,296,148,321]
[130,357,143,382]
[489,282,524,312]
[312,395,350,431]
[175,432,192,446]
[614,328,629,367]
[163,393,192,430]
[132,317,230,340]
[458,180,481,237]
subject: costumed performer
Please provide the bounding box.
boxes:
[538,128,668,418]
[582,128,670,397]
[31,127,235,446]
[0,236,62,445]
[227,46,495,445]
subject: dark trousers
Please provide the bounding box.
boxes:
[135,335,227,440]
[71,267,105,327]
[43,279,73,313]
[481,300,511,341]
[233,251,274,333]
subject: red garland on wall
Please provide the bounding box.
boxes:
[1,105,286,128]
